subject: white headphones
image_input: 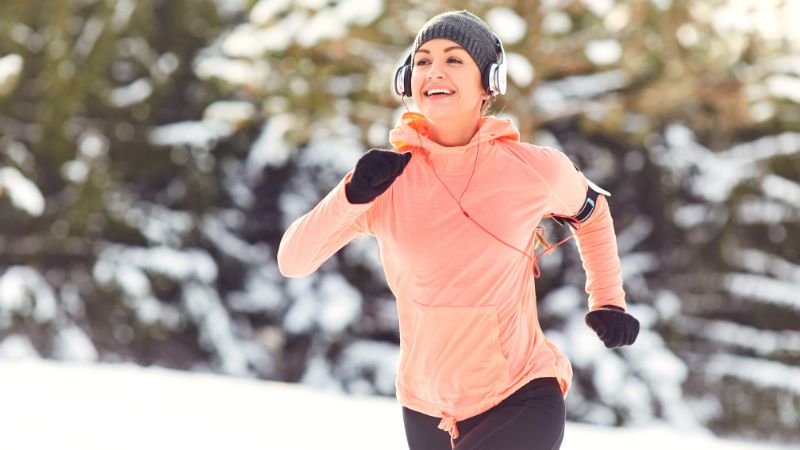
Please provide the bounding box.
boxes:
[394,33,508,98]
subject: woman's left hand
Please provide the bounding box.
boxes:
[584,306,640,348]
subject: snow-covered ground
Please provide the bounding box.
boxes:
[0,359,789,450]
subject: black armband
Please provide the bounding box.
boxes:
[552,179,610,229]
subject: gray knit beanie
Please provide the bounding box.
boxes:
[412,10,499,77]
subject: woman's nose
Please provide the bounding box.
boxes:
[426,61,446,79]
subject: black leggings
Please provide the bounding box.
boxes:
[402,377,565,450]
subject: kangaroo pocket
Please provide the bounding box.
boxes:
[399,302,510,409]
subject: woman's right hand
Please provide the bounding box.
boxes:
[345,149,412,204]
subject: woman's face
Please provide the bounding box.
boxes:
[411,39,489,122]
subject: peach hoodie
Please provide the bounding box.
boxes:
[278,112,626,443]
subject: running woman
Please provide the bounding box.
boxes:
[278,10,639,450]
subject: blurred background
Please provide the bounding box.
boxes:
[0,0,798,446]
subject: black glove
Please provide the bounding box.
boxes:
[585,305,639,348]
[345,149,412,204]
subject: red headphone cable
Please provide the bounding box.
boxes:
[399,99,581,278]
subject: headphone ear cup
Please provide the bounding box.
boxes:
[486,62,508,96]
[486,34,508,96]
[393,64,413,97]
[394,65,406,97]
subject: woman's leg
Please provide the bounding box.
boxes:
[402,378,565,450]
[403,406,453,450]
[454,378,566,450]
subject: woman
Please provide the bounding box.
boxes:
[278,10,639,450]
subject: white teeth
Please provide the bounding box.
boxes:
[425,88,453,96]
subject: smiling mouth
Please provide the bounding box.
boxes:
[424,88,454,97]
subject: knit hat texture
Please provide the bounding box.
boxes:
[412,10,498,76]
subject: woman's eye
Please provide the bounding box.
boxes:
[448,58,462,64]
[415,60,429,66]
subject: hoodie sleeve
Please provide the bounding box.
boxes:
[277,172,374,278]
[539,148,627,312]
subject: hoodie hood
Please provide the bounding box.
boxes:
[389,112,521,175]
[390,112,520,152]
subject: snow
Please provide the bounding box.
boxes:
[249,0,291,25]
[653,125,800,204]
[53,325,99,362]
[298,116,364,177]
[682,316,800,356]
[0,166,45,216]
[615,217,654,253]
[108,78,153,108]
[711,0,800,45]
[228,265,285,314]
[585,39,623,66]
[765,74,800,103]
[769,55,800,76]
[0,266,58,323]
[650,0,672,11]
[506,52,535,87]
[211,0,248,18]
[620,252,659,279]
[103,195,193,246]
[532,70,630,114]
[74,17,104,57]
[367,120,390,147]
[223,16,305,56]
[486,7,527,45]
[673,203,715,229]
[541,10,572,35]
[749,101,775,122]
[110,0,136,31]
[203,100,257,129]
[316,273,363,334]
[724,273,800,310]
[726,247,800,282]
[0,53,23,94]
[61,159,90,183]
[676,23,700,48]
[704,354,800,395]
[247,113,295,176]
[183,282,258,376]
[0,335,38,358]
[736,199,792,224]
[195,55,269,87]
[0,359,791,450]
[4,140,33,172]
[296,11,347,47]
[283,272,362,334]
[148,119,234,149]
[224,0,383,54]
[79,130,110,158]
[152,52,180,82]
[331,0,384,27]
[94,245,218,286]
[604,4,631,33]
[338,339,401,395]
[580,0,614,17]
[201,214,271,264]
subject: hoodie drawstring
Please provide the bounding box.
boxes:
[437,414,459,449]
